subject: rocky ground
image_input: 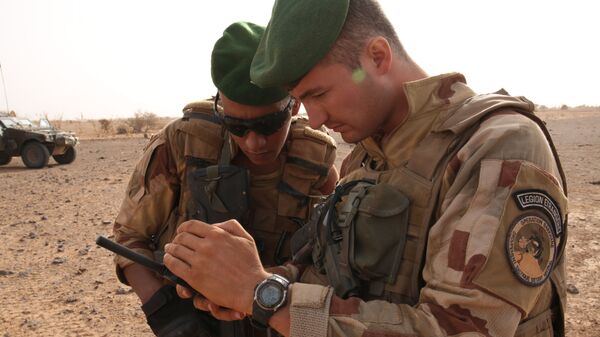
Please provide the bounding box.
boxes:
[1,110,599,336]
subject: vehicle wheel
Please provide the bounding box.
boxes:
[21,142,50,168]
[0,151,11,165]
[53,146,77,164]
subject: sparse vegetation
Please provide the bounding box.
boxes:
[99,119,113,134]
[48,114,172,139]
[536,105,600,112]
[126,111,159,133]
[115,124,131,135]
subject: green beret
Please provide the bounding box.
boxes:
[211,22,288,106]
[250,0,350,88]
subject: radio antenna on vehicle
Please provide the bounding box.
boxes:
[0,62,9,115]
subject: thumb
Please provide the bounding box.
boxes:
[215,219,253,240]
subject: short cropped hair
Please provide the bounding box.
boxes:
[325,0,406,69]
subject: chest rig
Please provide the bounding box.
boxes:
[171,101,250,227]
[171,102,334,267]
[243,118,335,267]
[297,91,568,322]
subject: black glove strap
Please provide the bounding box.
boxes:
[142,285,217,337]
[142,285,175,317]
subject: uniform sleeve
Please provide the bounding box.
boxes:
[112,131,180,279]
[301,124,338,193]
[288,113,568,337]
[287,119,337,188]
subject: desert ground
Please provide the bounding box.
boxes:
[1,109,599,336]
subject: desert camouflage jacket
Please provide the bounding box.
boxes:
[112,101,336,282]
[290,73,568,337]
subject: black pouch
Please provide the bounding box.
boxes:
[187,164,250,224]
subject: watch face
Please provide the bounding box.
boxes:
[259,283,283,308]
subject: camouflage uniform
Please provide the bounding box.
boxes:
[290,73,568,337]
[113,100,336,282]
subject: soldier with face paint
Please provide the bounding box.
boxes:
[163,1,569,337]
[112,21,338,337]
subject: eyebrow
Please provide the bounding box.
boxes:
[298,87,325,101]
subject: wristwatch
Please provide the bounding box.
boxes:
[251,274,290,328]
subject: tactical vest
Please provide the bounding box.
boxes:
[159,101,336,267]
[247,120,336,266]
[317,93,568,336]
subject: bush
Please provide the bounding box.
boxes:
[126,111,158,133]
[115,124,131,135]
[99,119,113,134]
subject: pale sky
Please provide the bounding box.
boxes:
[1,0,598,120]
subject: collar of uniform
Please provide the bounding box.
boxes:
[358,73,476,169]
[403,72,475,120]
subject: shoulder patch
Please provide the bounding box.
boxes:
[506,211,556,286]
[513,189,563,236]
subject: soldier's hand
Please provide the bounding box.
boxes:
[175,284,194,299]
[164,219,270,315]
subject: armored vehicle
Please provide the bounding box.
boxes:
[0,114,79,168]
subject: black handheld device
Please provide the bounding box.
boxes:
[95,236,202,297]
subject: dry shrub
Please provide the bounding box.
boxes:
[99,119,113,134]
[126,111,158,133]
[115,124,131,135]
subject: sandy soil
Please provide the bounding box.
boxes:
[1,111,599,336]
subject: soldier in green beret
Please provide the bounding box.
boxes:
[112,21,338,337]
[165,1,568,337]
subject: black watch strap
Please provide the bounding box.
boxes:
[250,302,271,330]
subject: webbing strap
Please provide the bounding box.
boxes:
[218,132,233,165]
[514,308,553,337]
[338,184,369,289]
[286,156,330,176]
[204,166,227,213]
[277,181,309,207]
[182,111,222,124]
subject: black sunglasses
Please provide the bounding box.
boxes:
[213,92,294,137]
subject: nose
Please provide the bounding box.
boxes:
[304,105,328,130]
[243,131,267,152]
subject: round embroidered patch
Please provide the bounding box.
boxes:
[506,212,556,286]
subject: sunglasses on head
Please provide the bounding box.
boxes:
[213,92,294,137]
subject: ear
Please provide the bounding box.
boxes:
[291,98,301,116]
[365,37,392,75]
